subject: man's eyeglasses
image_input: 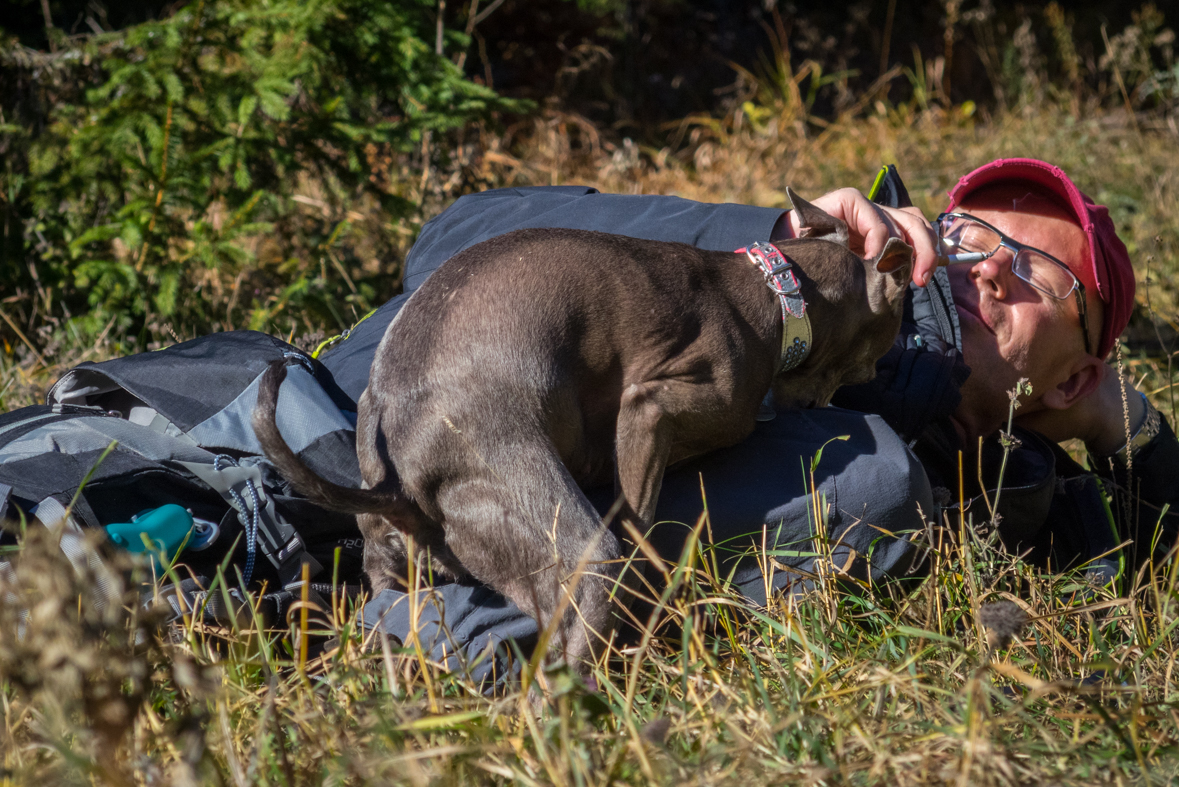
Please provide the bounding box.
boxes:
[936,211,1092,356]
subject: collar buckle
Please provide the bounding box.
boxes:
[744,241,807,318]
[736,241,812,373]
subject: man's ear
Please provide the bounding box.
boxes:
[1039,356,1105,411]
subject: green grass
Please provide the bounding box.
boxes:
[2,95,1179,785]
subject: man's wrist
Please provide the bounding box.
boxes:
[1090,390,1160,460]
[770,210,796,242]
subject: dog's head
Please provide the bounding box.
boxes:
[769,188,913,409]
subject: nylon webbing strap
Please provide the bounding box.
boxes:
[30,497,121,612]
[178,461,321,586]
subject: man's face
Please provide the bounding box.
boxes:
[946,192,1103,442]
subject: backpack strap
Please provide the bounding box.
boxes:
[178,458,320,587]
[21,497,122,612]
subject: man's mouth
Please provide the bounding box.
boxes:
[954,290,993,333]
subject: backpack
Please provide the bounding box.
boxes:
[0,331,366,599]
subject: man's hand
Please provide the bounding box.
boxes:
[1015,363,1146,455]
[786,187,940,287]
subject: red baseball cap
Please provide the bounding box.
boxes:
[946,158,1135,359]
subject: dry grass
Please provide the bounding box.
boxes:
[2,88,1179,785]
[2,479,1177,785]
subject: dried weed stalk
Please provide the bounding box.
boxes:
[0,523,216,784]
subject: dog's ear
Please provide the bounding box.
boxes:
[868,236,913,312]
[786,187,849,247]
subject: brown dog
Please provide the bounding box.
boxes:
[253,190,912,671]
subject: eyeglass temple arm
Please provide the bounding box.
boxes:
[1074,287,1093,356]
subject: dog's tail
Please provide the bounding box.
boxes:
[252,359,406,516]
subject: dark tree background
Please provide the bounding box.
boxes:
[6,0,1178,131]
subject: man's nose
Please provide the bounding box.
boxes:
[972,252,1013,299]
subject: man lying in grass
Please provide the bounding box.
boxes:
[320,158,1176,680]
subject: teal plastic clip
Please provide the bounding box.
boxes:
[104,504,218,573]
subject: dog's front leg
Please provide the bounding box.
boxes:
[614,382,674,528]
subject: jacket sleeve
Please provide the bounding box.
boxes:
[402,185,786,291]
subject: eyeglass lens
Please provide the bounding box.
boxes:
[939,216,1077,299]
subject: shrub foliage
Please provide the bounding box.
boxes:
[1,0,521,344]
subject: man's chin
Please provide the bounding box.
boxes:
[953,374,1015,446]
[950,408,1004,448]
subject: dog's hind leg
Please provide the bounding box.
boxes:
[433,444,624,672]
[357,509,464,593]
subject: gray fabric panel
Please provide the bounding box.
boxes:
[46,368,124,406]
[186,365,354,455]
[0,412,58,442]
[363,585,538,690]
[294,430,363,487]
[1,417,214,465]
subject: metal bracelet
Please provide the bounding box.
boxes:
[1109,391,1162,462]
